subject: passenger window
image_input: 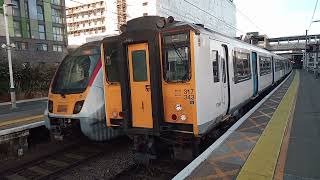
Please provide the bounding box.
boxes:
[211,50,219,82]
[233,50,251,83]
[275,60,281,72]
[132,50,148,82]
[259,56,271,76]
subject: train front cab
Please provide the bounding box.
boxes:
[46,43,106,140]
[101,37,124,128]
[126,29,200,160]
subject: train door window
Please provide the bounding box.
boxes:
[132,50,148,82]
[211,50,219,82]
[222,58,226,83]
[233,50,251,83]
[105,44,120,83]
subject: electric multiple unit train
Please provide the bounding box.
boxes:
[44,41,121,141]
[101,16,292,159]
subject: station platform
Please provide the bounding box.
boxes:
[174,70,320,180]
[0,98,46,133]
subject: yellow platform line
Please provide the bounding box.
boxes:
[237,72,300,180]
[0,114,44,127]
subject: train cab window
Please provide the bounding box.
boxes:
[132,50,148,82]
[211,50,220,82]
[259,56,271,76]
[162,32,191,82]
[105,45,120,83]
[51,46,100,94]
[233,50,251,83]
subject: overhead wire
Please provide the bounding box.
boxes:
[183,0,246,34]
[308,0,319,30]
[223,0,266,35]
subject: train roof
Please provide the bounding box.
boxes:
[101,16,287,61]
[162,19,285,60]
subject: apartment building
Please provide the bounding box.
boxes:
[67,0,236,45]
[0,0,68,64]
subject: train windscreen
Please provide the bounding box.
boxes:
[51,45,100,94]
[162,32,191,82]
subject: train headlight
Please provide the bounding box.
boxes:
[180,115,187,121]
[175,104,182,111]
[48,100,53,113]
[73,100,84,114]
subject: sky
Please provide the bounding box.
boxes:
[234,0,320,38]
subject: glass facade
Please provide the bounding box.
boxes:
[53,26,63,41]
[4,0,67,53]
[52,8,63,23]
[37,5,44,21]
[12,0,20,17]
[38,24,46,40]
[13,21,22,37]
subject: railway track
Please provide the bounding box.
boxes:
[0,137,129,180]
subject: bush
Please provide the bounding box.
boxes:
[0,61,58,102]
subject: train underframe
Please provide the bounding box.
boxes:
[48,118,81,140]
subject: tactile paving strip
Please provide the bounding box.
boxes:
[188,73,295,180]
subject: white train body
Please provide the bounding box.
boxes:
[192,27,291,134]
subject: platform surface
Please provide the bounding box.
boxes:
[175,70,302,180]
[0,99,46,131]
[284,70,320,179]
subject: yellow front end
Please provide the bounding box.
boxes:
[161,31,199,136]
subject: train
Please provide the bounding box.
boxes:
[101,16,292,161]
[44,41,121,141]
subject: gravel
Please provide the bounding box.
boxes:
[58,146,134,180]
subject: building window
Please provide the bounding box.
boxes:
[259,56,271,76]
[211,50,219,82]
[51,0,61,5]
[36,43,48,51]
[143,13,148,16]
[142,2,148,6]
[26,22,31,38]
[37,5,44,21]
[24,1,29,18]
[53,26,63,41]
[13,21,22,37]
[12,0,21,17]
[15,42,28,50]
[233,50,251,83]
[52,8,62,23]
[38,24,46,39]
[53,44,63,52]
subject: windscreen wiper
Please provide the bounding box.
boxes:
[172,44,184,62]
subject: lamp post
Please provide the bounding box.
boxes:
[2,3,17,109]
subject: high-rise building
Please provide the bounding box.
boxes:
[66,0,236,45]
[66,0,109,45]
[0,0,68,64]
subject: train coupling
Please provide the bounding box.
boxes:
[133,135,157,165]
[49,118,80,140]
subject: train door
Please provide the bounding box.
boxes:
[127,43,153,128]
[252,52,258,96]
[221,45,230,114]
